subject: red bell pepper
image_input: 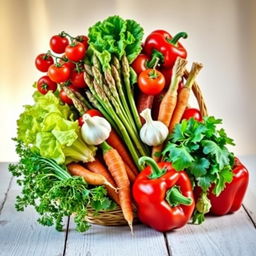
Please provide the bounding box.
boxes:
[194,157,249,221]
[209,157,249,215]
[144,30,188,69]
[132,156,195,232]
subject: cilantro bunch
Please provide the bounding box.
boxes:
[162,117,235,223]
[9,140,115,232]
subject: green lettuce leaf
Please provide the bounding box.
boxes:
[17,91,96,164]
[88,15,143,70]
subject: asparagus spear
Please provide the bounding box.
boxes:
[121,55,142,131]
[63,87,88,115]
[84,69,142,168]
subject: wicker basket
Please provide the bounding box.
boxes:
[87,70,208,226]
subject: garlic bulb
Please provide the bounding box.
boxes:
[140,108,168,146]
[81,114,111,145]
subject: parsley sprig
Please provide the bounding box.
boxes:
[9,140,115,232]
[162,117,235,223]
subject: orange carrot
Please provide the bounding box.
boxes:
[101,141,133,231]
[124,163,136,183]
[67,163,117,192]
[152,57,188,162]
[107,129,138,176]
[169,63,203,131]
[85,159,120,205]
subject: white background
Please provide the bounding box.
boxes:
[0,0,256,161]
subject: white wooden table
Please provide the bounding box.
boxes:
[0,156,255,256]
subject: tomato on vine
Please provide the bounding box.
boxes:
[132,54,149,75]
[50,35,69,54]
[138,69,165,95]
[70,69,87,88]
[35,53,54,72]
[37,75,57,94]
[76,35,88,49]
[48,64,71,83]
[65,42,86,62]
[59,88,73,105]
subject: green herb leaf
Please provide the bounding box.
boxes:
[201,140,230,169]
[162,143,194,171]
[9,141,115,232]
[188,157,210,177]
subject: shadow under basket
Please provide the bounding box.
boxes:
[87,71,208,226]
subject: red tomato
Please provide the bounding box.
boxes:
[50,35,69,54]
[59,89,73,105]
[59,56,76,70]
[182,108,203,122]
[70,70,87,88]
[65,42,86,62]
[35,54,54,72]
[86,109,103,117]
[138,69,165,95]
[132,54,149,75]
[48,64,70,83]
[76,35,88,48]
[78,109,102,126]
[37,75,57,94]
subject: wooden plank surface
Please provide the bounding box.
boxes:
[166,208,256,256]
[166,155,256,256]
[0,156,255,256]
[0,164,67,256]
[240,155,256,225]
[65,221,169,256]
[0,163,12,212]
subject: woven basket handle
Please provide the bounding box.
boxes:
[184,69,208,117]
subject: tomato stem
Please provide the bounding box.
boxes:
[59,31,75,40]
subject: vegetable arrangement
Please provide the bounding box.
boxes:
[9,15,249,233]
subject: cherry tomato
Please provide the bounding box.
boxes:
[182,108,203,122]
[65,42,86,62]
[78,109,103,126]
[86,109,103,117]
[132,54,149,75]
[37,75,57,94]
[138,69,165,95]
[59,89,73,105]
[35,53,54,72]
[76,35,88,48]
[48,64,70,83]
[59,56,76,70]
[70,69,86,88]
[78,116,84,126]
[50,35,69,54]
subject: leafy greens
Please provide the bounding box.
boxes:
[9,140,115,232]
[162,116,235,195]
[88,15,144,70]
[17,91,96,164]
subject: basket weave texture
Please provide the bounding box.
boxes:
[87,71,207,226]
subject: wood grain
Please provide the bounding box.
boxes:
[0,175,67,256]
[240,155,256,226]
[65,221,169,256]
[0,163,12,213]
[166,208,256,256]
